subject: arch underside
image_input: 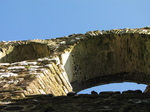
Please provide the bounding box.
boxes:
[71,71,149,92]
[0,42,51,63]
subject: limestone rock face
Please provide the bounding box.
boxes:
[0,27,150,111]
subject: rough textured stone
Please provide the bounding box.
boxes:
[0,27,150,111]
[1,93,150,112]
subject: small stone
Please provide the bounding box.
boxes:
[4,106,24,110]
[38,57,50,61]
[67,91,77,96]
[1,40,6,42]
[45,64,52,68]
[27,61,38,65]
[45,94,54,97]
[0,72,18,78]
[134,99,142,104]
[0,63,10,66]
[59,41,66,45]
[142,100,149,103]
[122,90,142,94]
[142,29,147,32]
[0,101,12,105]
[33,99,38,102]
[75,37,81,40]
[0,69,5,72]
[13,90,24,93]
[134,90,142,93]
[91,90,98,94]
[7,66,25,70]
[12,61,28,66]
[103,106,109,109]
[38,89,46,94]
[144,26,150,29]
[29,66,41,69]
[3,84,9,88]
[70,39,76,43]
[100,91,121,95]
[7,80,15,84]
[122,90,135,94]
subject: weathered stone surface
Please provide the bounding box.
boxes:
[0,27,150,111]
[0,92,150,112]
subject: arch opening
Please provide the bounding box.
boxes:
[78,82,147,94]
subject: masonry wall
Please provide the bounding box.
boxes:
[0,27,150,101]
[70,33,150,91]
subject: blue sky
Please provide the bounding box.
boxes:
[0,0,149,93]
[78,82,147,94]
[0,0,150,41]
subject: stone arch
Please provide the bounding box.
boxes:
[0,28,150,100]
[62,33,150,92]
